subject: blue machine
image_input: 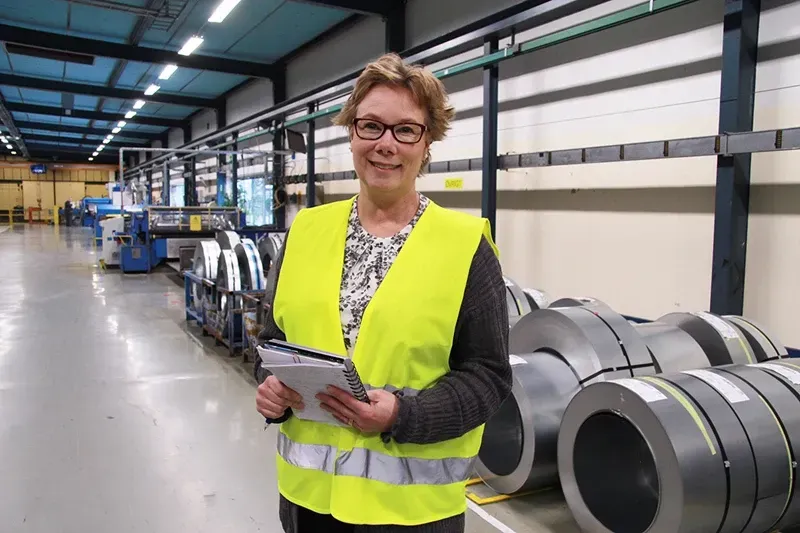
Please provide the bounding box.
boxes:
[92,204,122,248]
[81,197,113,228]
[118,206,246,273]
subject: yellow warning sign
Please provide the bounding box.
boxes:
[444,178,464,190]
[189,215,202,231]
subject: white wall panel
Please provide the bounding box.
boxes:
[191,109,217,141]
[286,17,384,99]
[227,79,273,124]
[405,0,521,48]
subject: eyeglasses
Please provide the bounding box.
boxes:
[353,118,427,144]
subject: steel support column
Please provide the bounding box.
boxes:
[709,0,760,316]
[146,169,153,204]
[162,160,170,206]
[384,1,405,52]
[306,103,316,207]
[273,69,288,229]
[481,38,499,240]
[183,124,195,206]
[232,133,239,208]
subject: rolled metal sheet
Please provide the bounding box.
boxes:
[558,376,728,533]
[191,239,220,309]
[550,296,600,308]
[684,367,793,533]
[553,296,655,376]
[474,350,580,494]
[724,315,788,361]
[522,287,549,310]
[509,306,631,383]
[658,311,757,365]
[504,277,532,329]
[216,230,241,251]
[258,232,285,275]
[634,321,710,373]
[657,371,756,533]
[216,249,241,332]
[234,238,266,291]
[715,364,798,531]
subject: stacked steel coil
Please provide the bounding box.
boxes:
[474,298,790,500]
[191,240,220,311]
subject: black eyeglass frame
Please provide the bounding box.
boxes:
[352,118,428,144]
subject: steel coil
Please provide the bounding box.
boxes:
[216,230,241,251]
[558,366,796,533]
[634,321,710,373]
[216,249,241,334]
[724,315,788,361]
[658,311,757,365]
[522,287,549,310]
[258,232,285,276]
[234,238,266,291]
[191,240,220,310]
[475,350,580,494]
[548,297,654,376]
[504,277,532,327]
[475,306,634,494]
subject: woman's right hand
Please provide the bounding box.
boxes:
[256,375,304,419]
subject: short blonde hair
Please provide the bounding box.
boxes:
[333,53,456,170]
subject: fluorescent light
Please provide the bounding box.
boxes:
[144,84,160,96]
[159,64,178,80]
[5,144,11,149]
[11,151,16,155]
[208,0,241,22]
[93,152,98,156]
[125,111,136,119]
[112,127,121,134]
[103,139,110,144]
[88,157,94,161]
[117,121,127,128]
[97,145,105,151]
[133,100,146,110]
[178,36,204,56]
[0,136,6,143]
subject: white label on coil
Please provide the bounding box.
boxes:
[683,369,749,403]
[692,311,739,340]
[754,363,800,385]
[509,354,527,366]
[613,378,667,403]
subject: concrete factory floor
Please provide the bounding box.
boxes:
[0,225,579,533]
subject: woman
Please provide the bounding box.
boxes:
[255,53,511,533]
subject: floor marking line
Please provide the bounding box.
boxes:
[467,499,518,533]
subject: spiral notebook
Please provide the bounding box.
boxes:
[256,340,369,427]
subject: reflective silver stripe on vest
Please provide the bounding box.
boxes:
[277,433,475,486]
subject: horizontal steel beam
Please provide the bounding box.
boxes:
[288,0,394,15]
[0,24,278,79]
[286,126,800,183]
[16,121,160,140]
[22,133,148,146]
[6,102,180,128]
[0,73,214,108]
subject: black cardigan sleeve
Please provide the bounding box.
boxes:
[255,233,512,440]
[387,236,512,444]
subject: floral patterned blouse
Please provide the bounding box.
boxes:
[339,194,430,355]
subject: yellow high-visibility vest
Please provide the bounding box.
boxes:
[272,195,497,525]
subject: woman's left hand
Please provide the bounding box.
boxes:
[317,386,399,433]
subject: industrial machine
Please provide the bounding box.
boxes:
[99,216,125,267]
[118,205,245,273]
[80,197,112,228]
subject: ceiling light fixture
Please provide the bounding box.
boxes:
[178,36,204,56]
[5,144,11,149]
[97,145,105,151]
[144,84,160,95]
[159,64,178,80]
[103,139,110,144]
[93,152,98,156]
[117,121,127,128]
[125,111,137,119]
[112,127,121,134]
[11,151,16,155]
[133,100,146,110]
[0,136,7,143]
[208,0,242,23]
[89,157,94,161]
